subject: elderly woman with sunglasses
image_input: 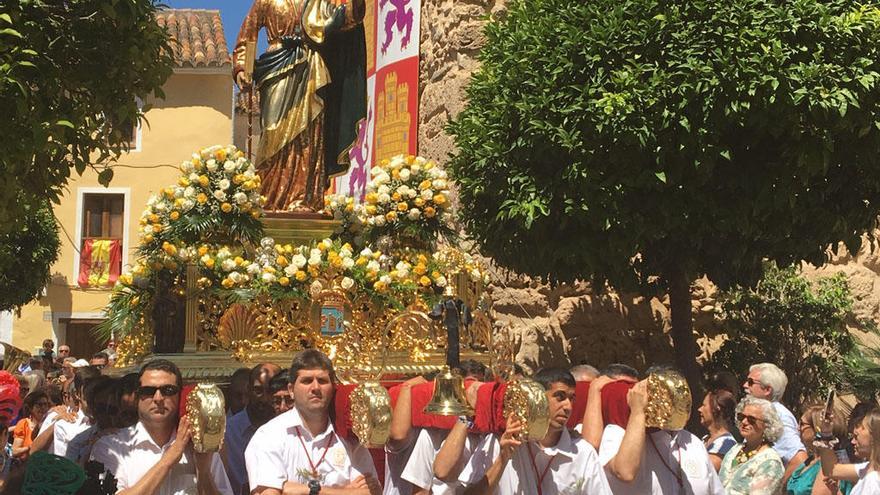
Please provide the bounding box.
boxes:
[719,396,786,494]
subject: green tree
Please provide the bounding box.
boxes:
[707,264,880,409]
[0,201,60,312]
[447,0,880,401]
[0,0,173,230]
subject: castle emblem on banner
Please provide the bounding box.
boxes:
[375,72,411,161]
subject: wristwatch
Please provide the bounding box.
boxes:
[308,479,321,495]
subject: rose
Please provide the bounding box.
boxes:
[341,277,354,290]
[292,254,307,268]
[219,179,231,191]
[407,208,421,220]
[234,192,248,204]
[342,257,354,269]
[206,159,218,172]
[221,259,236,272]
[310,280,323,296]
[213,190,227,201]
[223,161,236,173]
[421,189,433,200]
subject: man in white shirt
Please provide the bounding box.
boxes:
[245,349,381,495]
[743,362,807,484]
[598,368,724,495]
[460,368,612,495]
[90,359,232,494]
[384,374,428,495]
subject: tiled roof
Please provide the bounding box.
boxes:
[156,9,231,69]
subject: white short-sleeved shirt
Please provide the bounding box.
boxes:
[401,428,481,495]
[598,425,724,495]
[54,409,94,462]
[244,407,377,491]
[384,428,416,495]
[90,421,233,495]
[850,466,878,495]
[459,429,612,495]
[771,402,806,465]
[38,410,60,455]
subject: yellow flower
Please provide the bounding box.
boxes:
[392,169,400,180]
[419,276,432,287]
[276,255,289,267]
[197,193,208,204]
[433,194,447,205]
[221,203,232,213]
[405,155,415,164]
[173,198,184,207]
[152,224,162,233]
[381,158,390,166]
[392,192,401,201]
[344,203,354,213]
[162,242,177,256]
[204,258,215,269]
[215,148,227,162]
[414,264,427,275]
[397,202,408,212]
[168,211,179,221]
[419,180,432,190]
[418,254,428,264]
[432,271,441,278]
[243,181,254,191]
[143,234,154,243]
[191,157,201,167]
[178,177,190,187]
[130,296,140,307]
[386,211,398,222]
[251,210,260,219]
[235,150,244,159]
[424,206,436,218]
[198,175,209,187]
[424,161,434,170]
[365,205,377,215]
[234,256,244,266]
[373,280,387,292]
[164,188,174,199]
[148,214,160,223]
[294,270,307,281]
[198,246,209,256]
[233,174,245,185]
[356,256,367,266]
[221,278,234,289]
[278,276,290,287]
[264,266,277,274]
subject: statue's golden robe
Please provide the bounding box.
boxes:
[234,0,366,212]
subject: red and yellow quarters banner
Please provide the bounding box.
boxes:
[78,239,122,288]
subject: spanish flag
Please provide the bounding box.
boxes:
[78,239,122,287]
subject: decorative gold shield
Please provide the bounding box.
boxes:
[503,378,550,441]
[186,383,227,453]
[349,381,392,447]
[645,369,692,431]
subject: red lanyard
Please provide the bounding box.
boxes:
[295,426,334,479]
[649,434,683,487]
[526,443,558,495]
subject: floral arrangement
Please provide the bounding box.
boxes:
[360,155,455,247]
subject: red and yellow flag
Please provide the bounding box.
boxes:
[78,239,122,287]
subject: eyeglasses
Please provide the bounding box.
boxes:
[273,395,295,407]
[746,377,765,387]
[136,385,180,400]
[737,413,765,426]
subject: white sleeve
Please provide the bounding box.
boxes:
[209,452,234,495]
[245,427,286,491]
[457,434,499,488]
[349,442,379,478]
[401,429,439,490]
[597,424,625,466]
[580,443,613,495]
[89,435,127,490]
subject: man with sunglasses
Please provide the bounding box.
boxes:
[224,363,282,495]
[90,359,233,494]
[742,362,807,487]
[245,349,381,495]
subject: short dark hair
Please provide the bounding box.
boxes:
[459,359,490,381]
[707,388,737,430]
[269,371,290,394]
[92,351,110,361]
[288,349,336,384]
[83,376,114,408]
[43,384,63,406]
[533,367,577,390]
[139,359,182,388]
[73,366,102,394]
[119,373,140,395]
[601,363,640,381]
[22,389,49,416]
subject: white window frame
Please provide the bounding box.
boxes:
[72,187,131,287]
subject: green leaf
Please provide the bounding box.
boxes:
[97,168,114,186]
[56,120,74,129]
[0,28,22,38]
[655,171,667,183]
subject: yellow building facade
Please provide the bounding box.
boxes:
[4,10,233,358]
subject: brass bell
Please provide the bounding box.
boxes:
[423,366,474,416]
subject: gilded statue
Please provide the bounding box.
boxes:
[233,0,367,212]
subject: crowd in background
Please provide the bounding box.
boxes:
[0,341,876,494]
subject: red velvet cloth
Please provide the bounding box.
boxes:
[0,371,21,426]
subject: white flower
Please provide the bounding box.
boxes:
[367,260,380,272]
[370,166,384,177]
[321,239,332,249]
[435,276,448,287]
[219,179,231,191]
[407,208,421,220]
[428,167,443,179]
[221,259,236,272]
[181,199,195,211]
[181,161,194,173]
[421,189,434,200]
[342,257,354,269]
[244,170,255,179]
[284,265,297,276]
[360,248,374,258]
[189,173,200,182]
[310,248,322,259]
[406,188,417,199]
[154,202,167,212]
[380,275,392,285]
[261,272,276,283]
[174,187,185,199]
[432,179,447,189]
[213,190,227,201]
[471,268,482,280]
[375,216,386,226]
[308,256,322,267]
[223,160,236,173]
[184,186,196,198]
[378,193,391,204]
[292,254,307,268]
[399,168,411,181]
[200,254,212,265]
[233,192,247,204]
[247,263,261,275]
[341,277,354,290]
[206,159,218,172]
[217,247,232,260]
[229,271,242,283]
[410,163,421,173]
[147,195,158,207]
[378,185,390,195]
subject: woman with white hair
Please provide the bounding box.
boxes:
[720,396,786,494]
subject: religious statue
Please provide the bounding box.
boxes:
[233,0,367,213]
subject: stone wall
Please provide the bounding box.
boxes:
[417,0,878,372]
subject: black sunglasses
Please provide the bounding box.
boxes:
[746,377,765,387]
[137,385,180,399]
[736,412,765,426]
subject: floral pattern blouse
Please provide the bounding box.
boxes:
[719,443,785,495]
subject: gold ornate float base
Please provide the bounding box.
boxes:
[119,350,492,383]
[261,212,341,246]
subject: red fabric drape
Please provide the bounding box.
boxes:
[78,238,122,287]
